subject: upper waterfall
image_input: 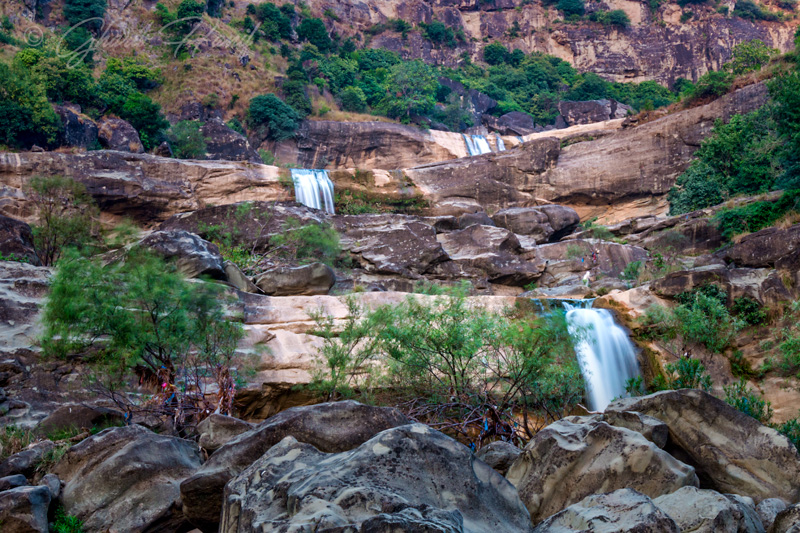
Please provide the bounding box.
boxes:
[290,169,335,214]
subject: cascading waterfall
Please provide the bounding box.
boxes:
[563,301,641,411]
[462,134,494,156]
[495,134,506,151]
[290,169,335,214]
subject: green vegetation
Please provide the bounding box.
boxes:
[731,296,768,326]
[653,357,713,391]
[167,120,208,159]
[723,378,773,423]
[248,93,302,140]
[777,417,800,451]
[52,507,86,533]
[675,290,740,353]
[620,260,642,281]
[589,9,632,28]
[714,190,800,240]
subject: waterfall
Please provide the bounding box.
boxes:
[495,134,506,151]
[564,302,641,411]
[462,134,494,156]
[290,169,335,214]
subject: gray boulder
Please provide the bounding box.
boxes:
[492,205,580,243]
[475,440,522,476]
[506,418,698,524]
[0,441,55,478]
[0,215,39,265]
[53,425,202,533]
[131,230,227,280]
[0,474,27,492]
[254,262,335,296]
[55,104,98,149]
[772,504,800,533]
[756,498,787,531]
[201,118,261,163]
[606,390,800,503]
[0,485,51,533]
[557,99,633,126]
[196,413,253,454]
[653,486,764,533]
[35,403,124,436]
[181,401,410,530]
[97,117,145,153]
[220,424,533,533]
[533,489,679,532]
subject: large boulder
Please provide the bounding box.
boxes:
[720,224,800,272]
[55,104,98,149]
[436,224,543,285]
[97,117,145,153]
[756,499,787,531]
[533,489,680,532]
[201,118,261,163]
[196,414,254,453]
[557,99,633,126]
[0,441,55,478]
[181,401,410,530]
[0,485,51,533]
[506,418,698,524]
[129,230,227,280]
[336,214,447,277]
[0,215,39,265]
[492,205,579,243]
[606,389,800,503]
[653,486,764,533]
[254,262,335,296]
[485,111,539,136]
[772,504,800,533]
[475,440,522,476]
[220,424,533,533]
[53,425,203,533]
[35,403,124,436]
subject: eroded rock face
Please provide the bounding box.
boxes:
[55,105,98,150]
[475,440,522,476]
[532,240,648,287]
[254,262,335,296]
[196,414,254,454]
[653,486,764,533]
[772,504,800,533]
[492,205,579,243]
[606,390,800,503]
[181,401,410,531]
[506,418,698,524]
[756,499,787,532]
[53,425,202,533]
[131,230,227,280]
[0,215,39,265]
[220,424,533,533]
[0,485,51,533]
[97,117,144,154]
[201,118,261,163]
[721,224,800,272]
[558,99,633,126]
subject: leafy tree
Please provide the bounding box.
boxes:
[607,9,631,27]
[105,57,163,91]
[723,378,773,423]
[26,176,100,266]
[558,0,585,17]
[727,39,776,76]
[42,251,246,428]
[769,71,800,189]
[120,92,169,150]
[0,62,62,148]
[297,18,332,51]
[378,60,438,119]
[282,79,312,116]
[484,42,510,65]
[175,0,205,33]
[340,86,367,112]
[248,93,302,140]
[63,0,108,32]
[253,2,292,41]
[167,120,207,159]
[420,21,456,47]
[687,70,733,100]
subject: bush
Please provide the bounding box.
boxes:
[727,39,777,76]
[0,62,62,148]
[297,18,332,51]
[778,331,800,376]
[26,176,100,266]
[63,0,107,32]
[175,0,206,33]
[607,9,631,27]
[723,378,773,423]
[620,260,642,280]
[420,21,457,47]
[42,251,246,429]
[248,93,302,140]
[52,507,85,533]
[253,2,292,41]
[637,304,677,340]
[653,357,713,391]
[339,86,367,112]
[167,120,207,159]
[687,70,733,100]
[484,42,510,65]
[119,92,169,150]
[734,0,780,21]
[731,296,768,326]
[777,417,800,452]
[558,0,585,16]
[714,190,800,240]
[674,291,739,353]
[282,79,312,116]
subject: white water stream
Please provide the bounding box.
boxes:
[290,169,335,214]
[463,134,494,156]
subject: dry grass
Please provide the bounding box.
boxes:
[732,231,752,244]
[774,210,800,229]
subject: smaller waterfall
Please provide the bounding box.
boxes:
[463,134,494,156]
[290,169,335,214]
[495,134,506,151]
[564,303,641,411]
[516,136,525,145]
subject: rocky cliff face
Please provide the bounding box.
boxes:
[304,0,797,84]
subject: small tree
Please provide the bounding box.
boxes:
[297,18,332,51]
[674,291,740,353]
[723,378,773,423]
[26,176,100,266]
[340,86,368,113]
[167,120,207,159]
[726,39,776,76]
[248,93,302,140]
[379,60,438,120]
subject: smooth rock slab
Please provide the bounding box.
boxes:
[220,424,533,533]
[0,485,51,533]
[653,486,764,533]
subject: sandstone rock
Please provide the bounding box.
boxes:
[201,118,261,163]
[0,441,55,478]
[558,99,633,126]
[721,224,800,271]
[533,240,648,287]
[154,141,173,157]
[336,214,447,277]
[35,403,124,436]
[223,260,260,293]
[757,499,787,532]
[436,225,542,285]
[0,215,39,265]
[53,425,202,533]
[492,205,579,243]
[533,488,680,532]
[196,414,253,453]
[132,230,226,280]
[55,105,98,149]
[0,474,27,492]
[220,424,532,533]
[606,389,800,503]
[602,410,669,449]
[457,210,495,228]
[490,111,538,136]
[475,440,522,476]
[254,262,335,296]
[653,486,764,533]
[772,504,800,533]
[181,401,410,530]
[0,485,51,533]
[97,117,144,153]
[506,418,698,523]
[0,262,50,358]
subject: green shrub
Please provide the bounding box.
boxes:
[297,18,332,51]
[653,357,713,391]
[607,9,631,27]
[558,0,585,17]
[637,304,677,340]
[167,120,207,159]
[248,93,302,140]
[776,417,800,451]
[727,39,777,76]
[52,507,86,533]
[687,70,733,100]
[713,190,800,240]
[732,296,768,326]
[674,292,739,353]
[484,42,510,65]
[0,62,62,148]
[119,92,169,150]
[282,79,312,116]
[270,219,341,266]
[419,21,457,47]
[778,331,800,376]
[340,86,367,112]
[620,260,642,280]
[63,0,107,32]
[175,0,206,33]
[734,0,780,21]
[723,378,773,423]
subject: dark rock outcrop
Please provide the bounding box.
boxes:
[484,111,539,136]
[557,99,633,126]
[128,230,227,280]
[772,504,800,533]
[53,425,203,533]
[0,215,39,265]
[492,205,579,243]
[55,105,98,149]
[720,224,800,272]
[181,401,410,531]
[0,485,51,533]
[253,262,335,296]
[606,390,800,503]
[0,441,55,478]
[34,404,124,437]
[220,424,533,533]
[97,117,145,154]
[201,118,261,163]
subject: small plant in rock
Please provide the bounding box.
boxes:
[723,378,773,423]
[52,506,86,533]
[566,244,584,260]
[653,357,712,391]
[776,416,800,452]
[732,296,768,326]
[624,375,646,396]
[620,260,642,281]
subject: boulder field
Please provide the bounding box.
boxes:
[1,393,798,532]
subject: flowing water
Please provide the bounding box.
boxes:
[563,301,641,411]
[495,134,506,151]
[463,134,494,156]
[290,169,335,214]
